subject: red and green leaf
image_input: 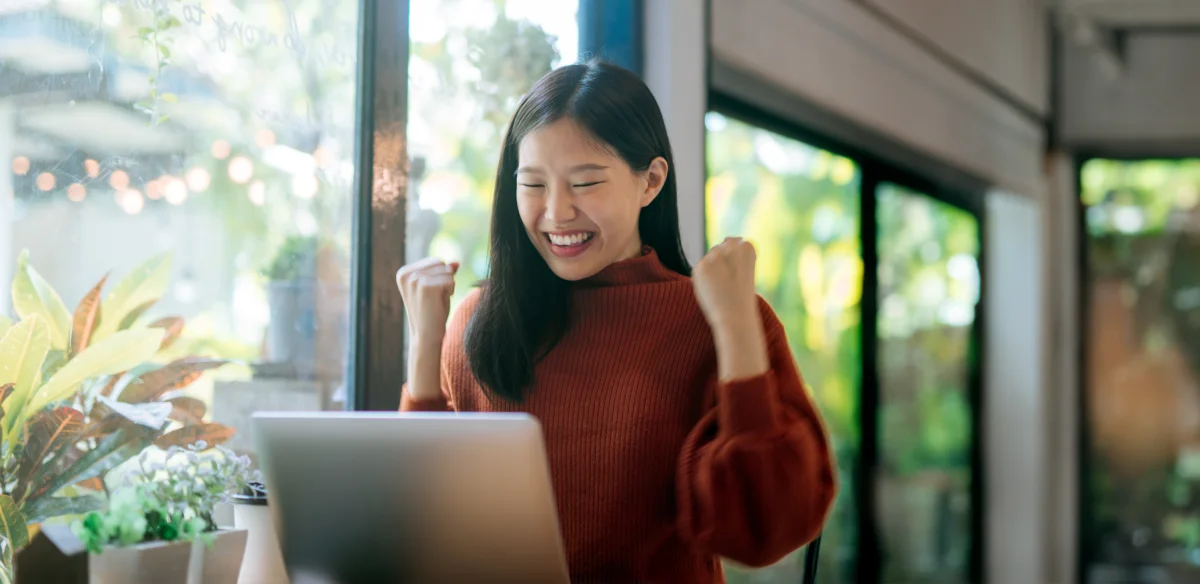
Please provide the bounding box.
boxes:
[13,407,85,503]
[154,423,235,450]
[118,358,226,404]
[147,316,185,351]
[70,274,107,358]
[166,396,206,425]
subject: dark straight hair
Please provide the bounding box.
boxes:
[463,59,690,403]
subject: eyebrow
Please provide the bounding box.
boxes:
[515,164,610,176]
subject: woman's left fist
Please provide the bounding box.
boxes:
[693,237,759,331]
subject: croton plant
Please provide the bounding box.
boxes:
[0,250,234,573]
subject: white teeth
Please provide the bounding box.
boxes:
[548,232,593,247]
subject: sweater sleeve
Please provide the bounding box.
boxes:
[399,289,482,413]
[675,299,838,568]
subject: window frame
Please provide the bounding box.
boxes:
[706,92,988,584]
[349,0,412,411]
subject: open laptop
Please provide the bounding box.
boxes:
[252,411,571,584]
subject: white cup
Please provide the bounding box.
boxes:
[233,485,289,584]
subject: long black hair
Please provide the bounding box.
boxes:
[463,59,690,403]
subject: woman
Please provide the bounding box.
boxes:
[398,60,835,583]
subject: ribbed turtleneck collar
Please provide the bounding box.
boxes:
[575,246,684,288]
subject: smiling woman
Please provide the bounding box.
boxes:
[456,62,689,403]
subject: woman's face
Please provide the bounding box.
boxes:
[516,119,668,281]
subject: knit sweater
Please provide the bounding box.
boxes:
[400,249,836,583]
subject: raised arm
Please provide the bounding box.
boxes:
[675,304,836,566]
[397,258,459,411]
[678,237,837,566]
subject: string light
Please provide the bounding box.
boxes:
[12,156,30,175]
[118,189,144,214]
[165,177,188,205]
[145,178,164,200]
[211,139,232,159]
[67,183,87,202]
[185,168,211,192]
[84,159,100,178]
[248,180,266,206]
[291,173,318,199]
[108,169,129,191]
[36,172,56,191]
[228,156,254,184]
[255,129,276,148]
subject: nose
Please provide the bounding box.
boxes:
[544,184,577,224]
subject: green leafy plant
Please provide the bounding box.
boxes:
[134,3,182,126]
[73,443,258,554]
[0,250,235,575]
[263,235,320,282]
[262,235,347,282]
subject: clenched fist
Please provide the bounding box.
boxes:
[396,258,460,346]
[693,237,759,331]
[694,237,769,382]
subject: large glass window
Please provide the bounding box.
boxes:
[706,112,862,584]
[1081,158,1200,584]
[407,0,579,307]
[875,182,980,584]
[2,0,361,463]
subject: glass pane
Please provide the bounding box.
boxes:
[1,0,360,470]
[1080,159,1200,584]
[706,112,862,584]
[875,183,980,584]
[407,0,579,307]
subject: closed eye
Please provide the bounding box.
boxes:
[519,183,545,188]
[574,181,604,188]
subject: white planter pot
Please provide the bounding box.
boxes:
[89,529,247,584]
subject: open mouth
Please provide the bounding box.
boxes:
[544,231,596,258]
[546,232,594,247]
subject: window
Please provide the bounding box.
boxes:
[407,0,579,307]
[704,106,986,583]
[2,0,361,461]
[706,111,862,584]
[876,182,980,583]
[1080,158,1200,584]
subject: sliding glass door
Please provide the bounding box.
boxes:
[705,109,985,584]
[706,112,863,584]
[1079,158,1200,584]
[875,182,981,584]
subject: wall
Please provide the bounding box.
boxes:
[709,0,1047,196]
[643,0,706,264]
[1060,32,1200,151]
[864,0,1049,114]
[985,189,1049,584]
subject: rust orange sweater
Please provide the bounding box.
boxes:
[401,249,836,583]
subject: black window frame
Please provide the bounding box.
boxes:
[706,91,988,584]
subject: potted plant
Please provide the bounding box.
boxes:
[72,443,256,583]
[260,235,348,381]
[0,250,236,581]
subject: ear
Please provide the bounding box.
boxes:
[640,156,669,207]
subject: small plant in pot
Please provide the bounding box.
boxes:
[72,442,258,584]
[261,236,347,380]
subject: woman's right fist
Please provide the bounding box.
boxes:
[396,258,459,345]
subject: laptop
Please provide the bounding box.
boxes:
[252,411,571,584]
